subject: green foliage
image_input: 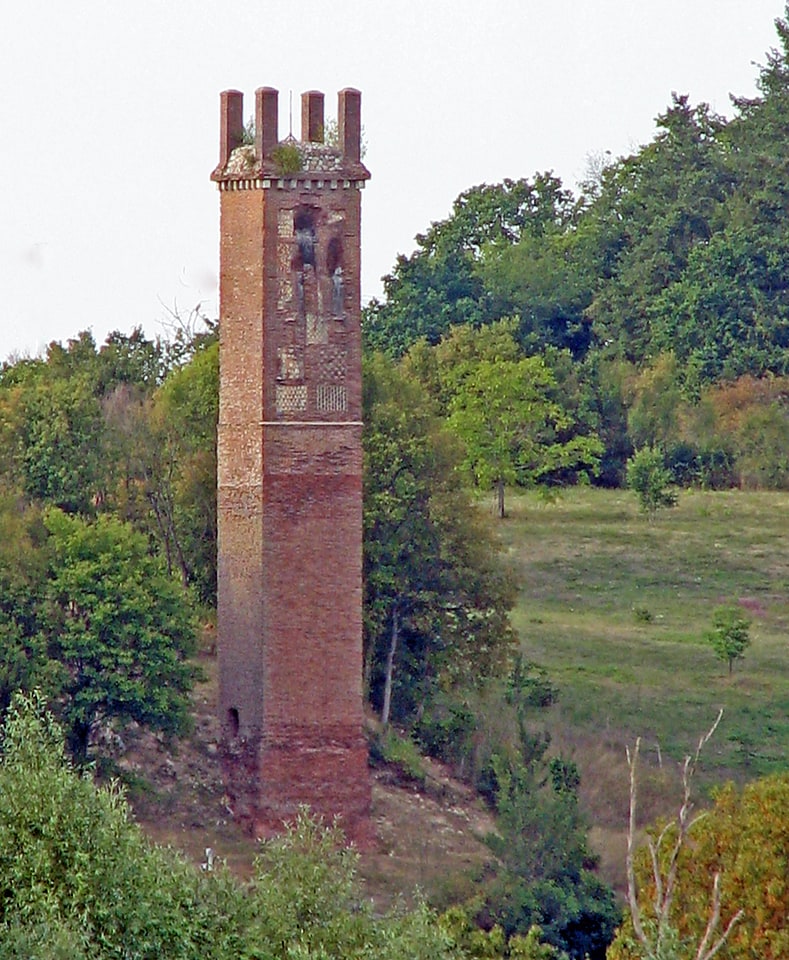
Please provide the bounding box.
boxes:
[271,141,302,174]
[446,352,601,516]
[18,374,105,513]
[478,221,593,357]
[0,500,197,764]
[363,175,578,358]
[0,691,205,959]
[626,447,677,516]
[625,355,685,453]
[705,605,751,675]
[404,323,602,517]
[369,726,427,786]
[0,693,467,960]
[363,352,516,725]
[587,95,733,366]
[43,507,198,761]
[363,7,789,492]
[0,322,218,609]
[439,906,563,958]
[480,753,618,959]
[0,496,54,716]
[148,341,219,603]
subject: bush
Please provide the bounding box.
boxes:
[705,605,751,674]
[370,726,427,786]
[0,691,465,960]
[626,446,677,516]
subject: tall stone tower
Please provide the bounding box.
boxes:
[211,87,371,839]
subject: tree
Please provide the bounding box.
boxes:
[586,95,733,366]
[0,691,468,960]
[0,498,200,764]
[363,175,579,358]
[626,447,677,517]
[478,220,595,357]
[42,508,198,762]
[613,712,743,960]
[445,354,601,518]
[17,374,106,514]
[363,354,515,726]
[626,354,686,453]
[145,341,219,602]
[480,753,618,959]
[705,606,751,675]
[407,322,602,518]
[0,690,206,960]
[0,328,169,519]
[0,495,53,718]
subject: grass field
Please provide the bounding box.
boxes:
[497,487,789,785]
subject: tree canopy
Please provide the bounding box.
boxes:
[0,690,468,960]
[363,5,789,454]
[0,503,198,763]
[363,353,516,724]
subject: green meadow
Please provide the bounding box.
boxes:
[499,488,789,783]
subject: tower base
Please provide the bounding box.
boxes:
[221,723,372,846]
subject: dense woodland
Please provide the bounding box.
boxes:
[0,8,789,959]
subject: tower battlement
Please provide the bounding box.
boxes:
[211,88,370,184]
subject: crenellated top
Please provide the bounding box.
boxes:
[211,87,370,186]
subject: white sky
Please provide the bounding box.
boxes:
[0,0,784,361]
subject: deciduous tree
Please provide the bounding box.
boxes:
[0,691,468,960]
[705,606,751,675]
[444,352,601,518]
[42,508,198,761]
[626,447,677,517]
[363,354,515,725]
[611,716,788,960]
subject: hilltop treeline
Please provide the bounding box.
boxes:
[365,9,789,492]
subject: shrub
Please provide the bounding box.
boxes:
[626,446,677,516]
[705,605,751,675]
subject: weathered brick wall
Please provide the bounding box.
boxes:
[213,88,371,842]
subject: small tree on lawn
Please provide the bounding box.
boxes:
[626,446,677,518]
[706,606,751,675]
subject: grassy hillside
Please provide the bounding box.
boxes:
[494,487,789,890]
[500,488,789,780]
[124,487,788,902]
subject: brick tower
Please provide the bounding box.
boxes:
[211,87,371,839]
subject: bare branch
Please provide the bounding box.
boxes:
[624,710,740,960]
[695,871,744,960]
[625,738,648,948]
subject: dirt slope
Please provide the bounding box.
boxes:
[115,652,496,906]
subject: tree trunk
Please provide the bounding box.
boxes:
[381,606,399,727]
[67,717,92,766]
[496,478,506,519]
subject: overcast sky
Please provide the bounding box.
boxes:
[0,0,784,361]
